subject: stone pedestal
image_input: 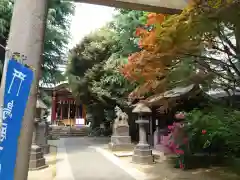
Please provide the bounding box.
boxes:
[29,120,48,171]
[109,125,134,151]
[29,145,48,171]
[132,119,154,164]
[36,121,50,154]
[132,144,154,164]
[109,107,133,151]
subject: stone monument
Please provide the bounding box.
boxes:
[132,103,154,164]
[109,106,133,151]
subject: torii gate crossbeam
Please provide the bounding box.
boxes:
[4,0,186,180]
[76,0,187,14]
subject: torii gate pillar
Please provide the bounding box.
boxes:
[6,0,48,179]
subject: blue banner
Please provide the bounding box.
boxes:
[0,59,34,180]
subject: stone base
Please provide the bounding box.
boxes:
[111,135,131,144]
[132,144,154,164]
[109,135,134,151]
[29,144,48,171]
[108,143,134,151]
[42,144,50,154]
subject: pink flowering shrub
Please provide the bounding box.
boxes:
[161,112,190,169]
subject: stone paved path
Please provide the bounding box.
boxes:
[57,137,135,180]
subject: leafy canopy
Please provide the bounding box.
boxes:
[0,0,75,84]
[66,10,145,126]
[121,1,240,99]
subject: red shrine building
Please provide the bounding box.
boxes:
[43,82,86,126]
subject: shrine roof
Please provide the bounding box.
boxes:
[141,84,201,107]
[40,81,72,92]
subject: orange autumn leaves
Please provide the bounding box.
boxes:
[120,4,203,99]
[147,13,165,23]
[120,1,223,99]
[136,13,165,50]
[121,13,169,99]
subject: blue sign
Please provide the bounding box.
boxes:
[0,59,34,180]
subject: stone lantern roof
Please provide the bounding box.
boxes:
[132,103,152,113]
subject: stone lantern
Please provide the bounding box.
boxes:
[35,99,50,154]
[29,98,48,170]
[132,103,154,164]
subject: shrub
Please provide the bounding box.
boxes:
[185,106,240,157]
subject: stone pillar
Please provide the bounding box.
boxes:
[51,91,57,122]
[29,119,48,170]
[132,103,154,164]
[6,0,48,179]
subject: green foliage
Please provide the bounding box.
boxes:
[109,10,146,56]
[0,0,13,38]
[167,57,197,88]
[0,0,74,84]
[42,0,74,83]
[185,106,240,157]
[91,56,136,105]
[67,28,117,102]
[67,28,136,103]
[39,89,52,107]
[120,2,240,98]
[166,2,240,93]
[0,0,74,107]
[66,10,143,127]
[0,0,13,77]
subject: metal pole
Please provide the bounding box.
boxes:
[5,0,48,180]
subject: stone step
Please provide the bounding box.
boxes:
[50,131,89,137]
[50,131,88,133]
[51,134,88,136]
[49,127,89,138]
[50,130,89,133]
